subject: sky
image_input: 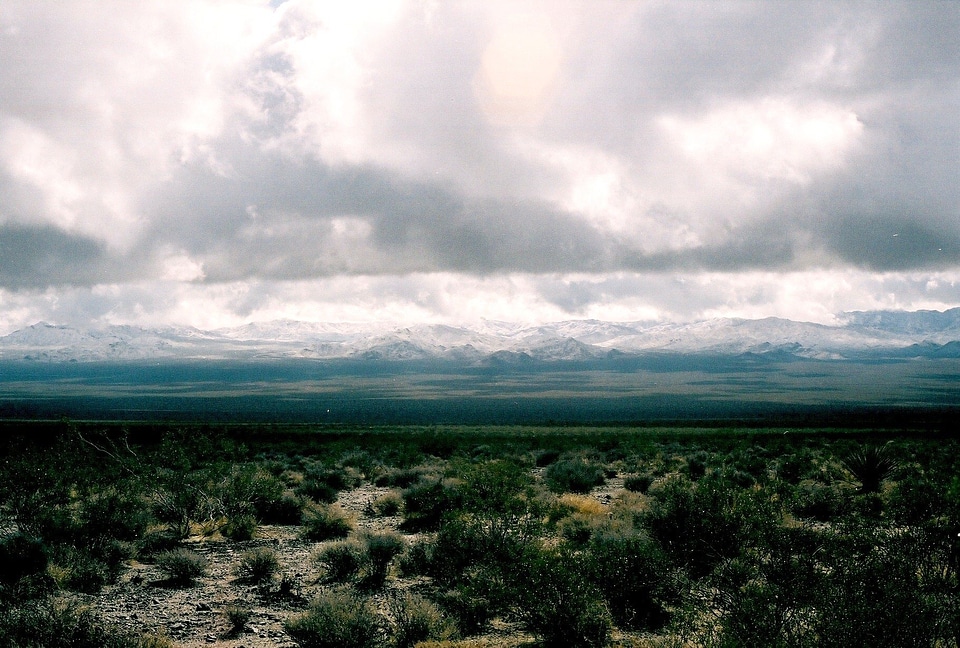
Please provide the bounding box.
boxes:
[0,0,959,334]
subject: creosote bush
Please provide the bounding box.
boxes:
[316,539,366,583]
[544,454,606,494]
[155,548,208,585]
[389,592,458,648]
[285,589,383,648]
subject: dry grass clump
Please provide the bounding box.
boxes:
[233,546,279,584]
[301,502,356,541]
[369,490,404,516]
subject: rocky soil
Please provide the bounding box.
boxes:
[76,474,629,647]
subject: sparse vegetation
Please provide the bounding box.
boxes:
[3,422,960,647]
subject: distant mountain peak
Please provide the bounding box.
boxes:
[2,307,960,363]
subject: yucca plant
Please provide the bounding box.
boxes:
[842,444,898,494]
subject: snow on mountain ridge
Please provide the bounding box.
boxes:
[3,309,960,362]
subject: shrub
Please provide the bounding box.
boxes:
[0,598,147,648]
[401,478,465,531]
[297,467,355,504]
[60,551,110,593]
[684,451,710,480]
[77,485,151,544]
[643,474,777,578]
[438,584,496,636]
[389,592,458,648]
[535,449,561,467]
[842,444,899,494]
[285,589,383,648]
[235,547,280,584]
[301,503,355,541]
[375,467,426,488]
[259,493,305,525]
[370,491,404,516]
[316,539,366,583]
[218,465,286,520]
[586,528,674,631]
[623,473,654,494]
[224,604,252,634]
[223,514,257,541]
[790,483,847,522]
[513,548,612,648]
[0,533,50,600]
[135,528,181,560]
[155,548,208,585]
[544,455,606,494]
[359,531,406,589]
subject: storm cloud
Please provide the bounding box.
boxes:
[0,1,958,330]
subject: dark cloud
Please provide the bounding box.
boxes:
[0,223,106,288]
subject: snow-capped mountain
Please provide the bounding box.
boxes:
[2,308,960,363]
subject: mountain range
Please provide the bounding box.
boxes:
[3,308,960,363]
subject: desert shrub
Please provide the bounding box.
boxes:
[370,491,404,516]
[259,493,305,525]
[586,528,674,631]
[544,455,606,494]
[316,539,366,583]
[623,473,654,494]
[535,449,561,467]
[390,592,458,648]
[427,514,536,589]
[888,471,945,525]
[684,451,710,480]
[339,450,380,479]
[0,533,54,602]
[375,467,427,488]
[297,467,354,503]
[224,604,252,633]
[135,528,181,559]
[151,474,207,539]
[842,444,899,494]
[552,495,608,547]
[234,546,279,584]
[643,473,778,578]
[397,540,434,578]
[458,459,532,516]
[76,485,151,544]
[401,478,465,531]
[790,483,847,522]
[776,450,816,485]
[435,585,497,637]
[301,503,355,541]
[155,548,207,585]
[513,547,612,648]
[218,465,287,520]
[359,530,406,588]
[725,448,770,482]
[0,599,148,648]
[223,514,257,541]
[285,589,383,648]
[813,527,944,648]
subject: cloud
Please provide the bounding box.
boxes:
[0,1,958,327]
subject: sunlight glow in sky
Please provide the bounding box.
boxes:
[0,1,958,333]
